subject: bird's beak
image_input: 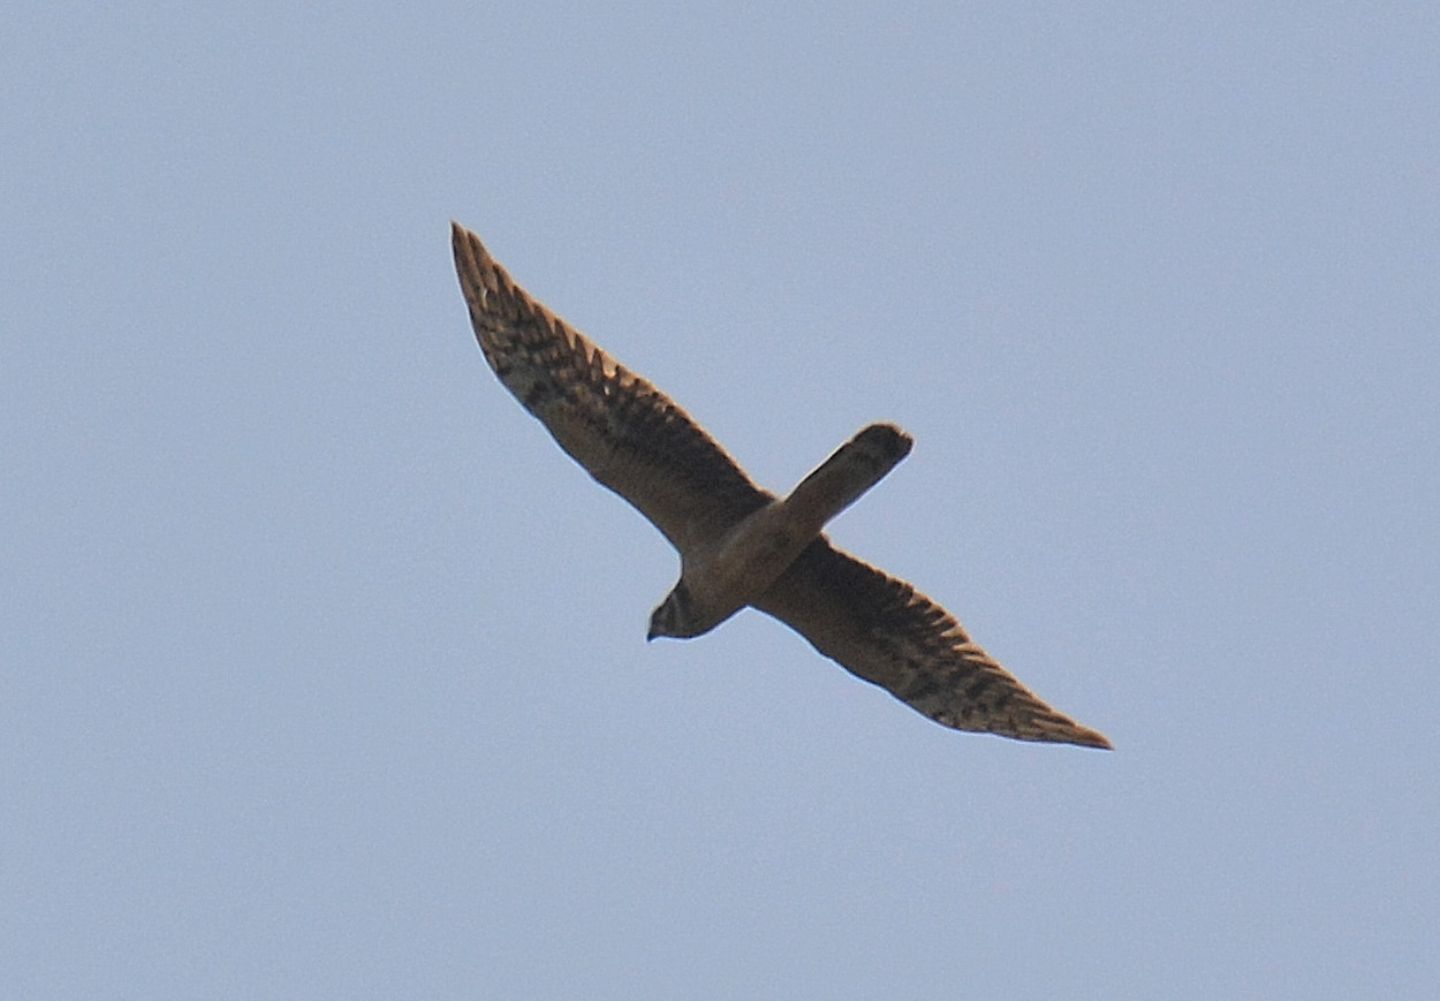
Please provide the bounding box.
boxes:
[645,627,656,643]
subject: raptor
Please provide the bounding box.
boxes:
[452,223,1110,749]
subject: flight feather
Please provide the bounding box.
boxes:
[755,540,1111,747]
[452,223,770,549]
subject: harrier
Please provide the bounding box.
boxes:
[452,223,1110,749]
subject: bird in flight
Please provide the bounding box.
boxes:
[451,223,1110,749]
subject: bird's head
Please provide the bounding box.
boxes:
[646,582,695,641]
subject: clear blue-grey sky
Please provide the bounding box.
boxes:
[4,3,1437,998]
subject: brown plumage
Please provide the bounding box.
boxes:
[452,222,1110,750]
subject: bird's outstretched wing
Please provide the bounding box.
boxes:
[452,223,770,551]
[754,539,1112,748]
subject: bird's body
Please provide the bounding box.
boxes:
[452,222,1110,749]
[652,423,913,639]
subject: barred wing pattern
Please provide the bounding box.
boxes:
[453,222,1109,750]
[755,540,1112,748]
[452,223,771,551]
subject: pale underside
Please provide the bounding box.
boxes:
[452,222,1110,750]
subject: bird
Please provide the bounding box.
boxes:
[451,222,1110,750]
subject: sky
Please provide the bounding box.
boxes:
[4,2,1438,998]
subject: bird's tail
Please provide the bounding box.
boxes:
[782,424,913,536]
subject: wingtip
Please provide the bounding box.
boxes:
[451,222,501,292]
[1073,727,1113,750]
[451,219,476,256]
